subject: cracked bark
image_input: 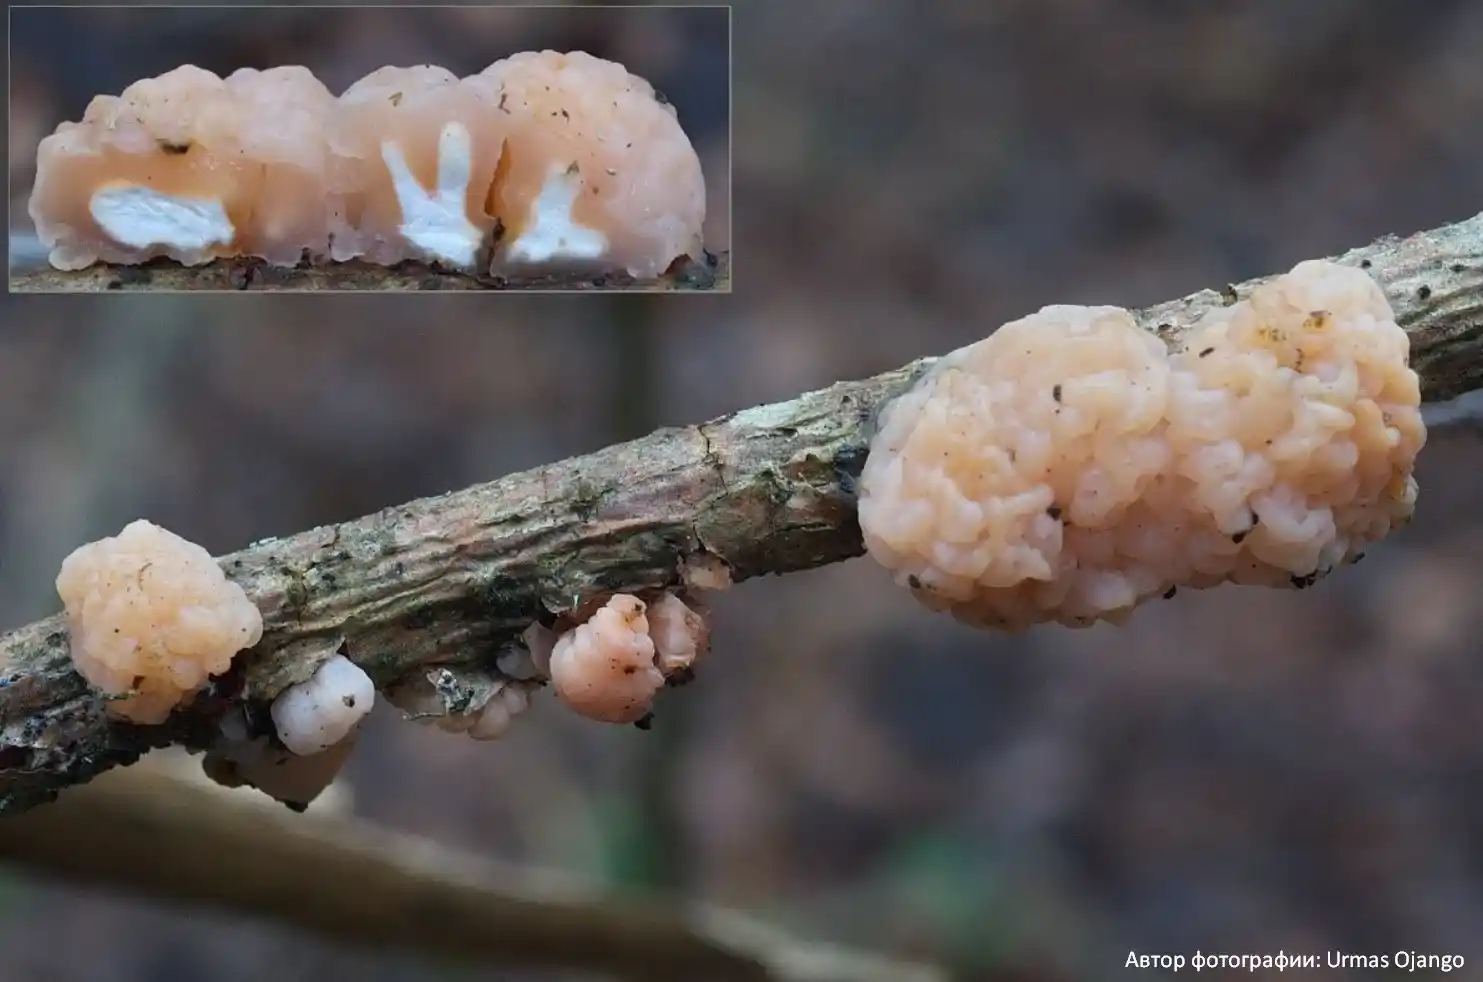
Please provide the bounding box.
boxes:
[3,213,1483,814]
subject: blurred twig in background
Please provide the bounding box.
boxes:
[0,754,946,982]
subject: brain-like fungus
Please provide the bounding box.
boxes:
[29,52,708,278]
[55,519,263,724]
[549,592,709,724]
[857,260,1425,630]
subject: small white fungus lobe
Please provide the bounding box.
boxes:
[55,519,263,724]
[548,592,709,724]
[270,654,376,756]
[857,260,1426,630]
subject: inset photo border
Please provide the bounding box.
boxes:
[8,5,731,293]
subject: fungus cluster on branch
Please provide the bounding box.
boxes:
[46,262,1428,807]
[54,517,719,810]
[384,591,712,736]
[28,52,707,278]
[857,260,1426,629]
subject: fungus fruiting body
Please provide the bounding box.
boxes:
[327,65,504,268]
[679,552,733,592]
[548,592,709,724]
[54,519,263,723]
[857,260,1425,630]
[30,52,707,277]
[518,621,558,678]
[385,668,539,741]
[30,66,336,270]
[466,51,705,278]
[646,591,711,674]
[270,654,376,756]
[205,714,356,812]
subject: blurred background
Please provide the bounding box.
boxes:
[5,2,1483,980]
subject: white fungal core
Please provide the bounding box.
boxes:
[88,184,235,252]
[55,519,263,724]
[503,163,609,264]
[380,121,483,268]
[858,260,1426,630]
[270,654,376,756]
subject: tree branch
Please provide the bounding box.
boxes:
[0,755,946,982]
[6,247,730,292]
[3,213,1483,813]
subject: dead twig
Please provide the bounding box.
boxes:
[2,214,1482,812]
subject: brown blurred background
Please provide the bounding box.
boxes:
[4,2,1483,980]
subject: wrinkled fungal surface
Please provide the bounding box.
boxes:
[548,591,709,724]
[55,519,264,723]
[858,260,1426,630]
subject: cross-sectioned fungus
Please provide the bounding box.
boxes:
[30,66,336,270]
[327,65,504,269]
[549,592,709,724]
[270,654,376,756]
[29,52,708,278]
[465,51,706,278]
[54,519,263,724]
[857,260,1425,630]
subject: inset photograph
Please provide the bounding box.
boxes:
[8,5,730,292]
